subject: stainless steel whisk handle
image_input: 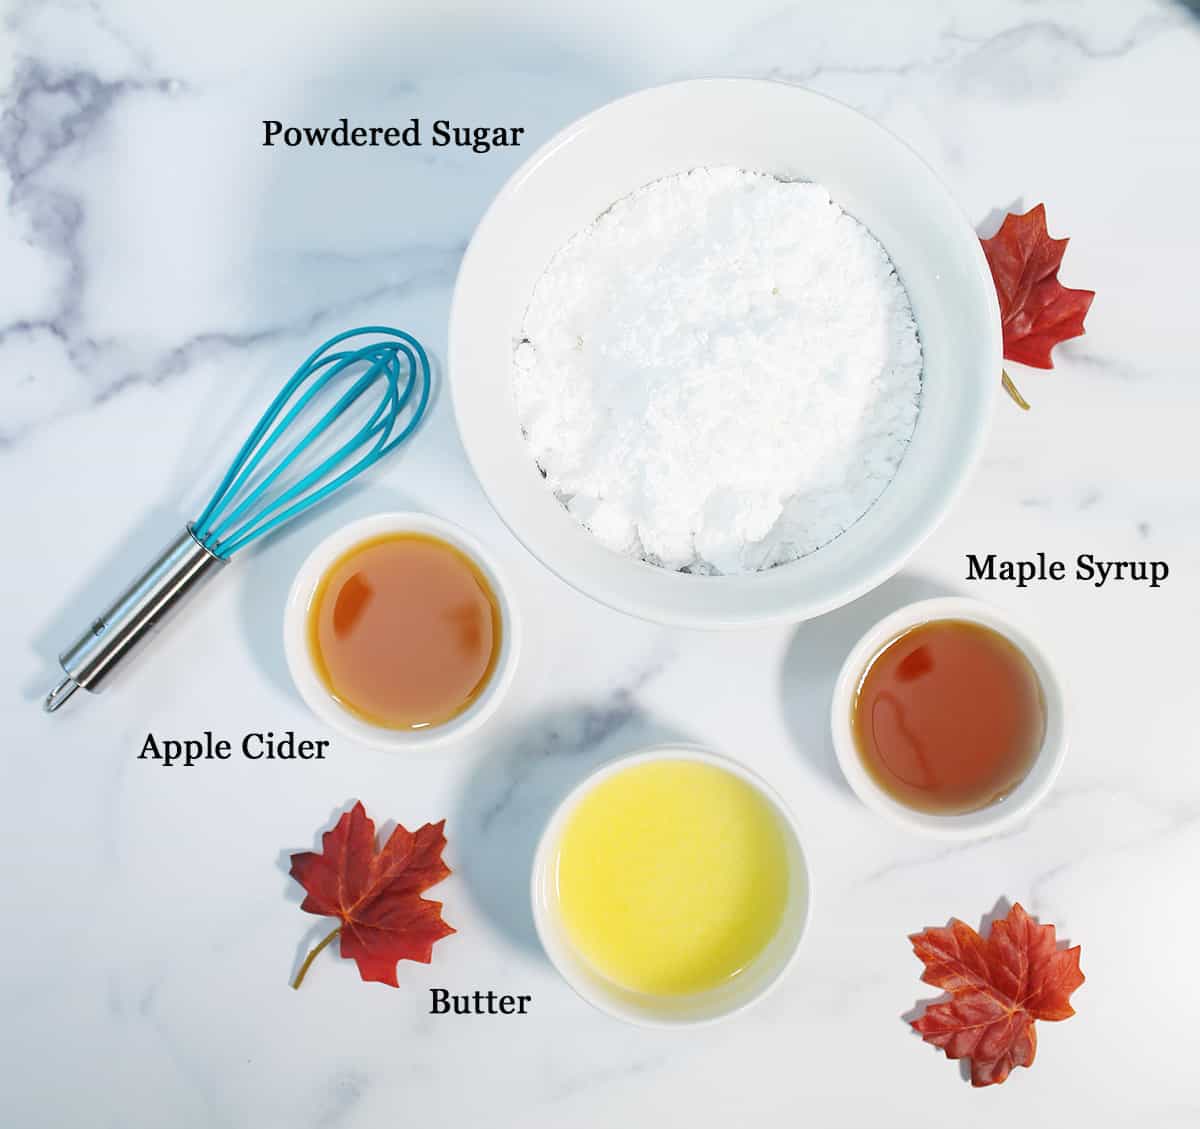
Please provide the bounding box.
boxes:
[44,526,226,713]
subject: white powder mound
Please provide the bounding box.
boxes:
[513,167,923,575]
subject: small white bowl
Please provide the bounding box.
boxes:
[450,78,1001,627]
[830,597,1066,839]
[531,744,811,1026]
[283,512,520,750]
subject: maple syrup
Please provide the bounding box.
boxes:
[307,533,501,730]
[851,619,1045,815]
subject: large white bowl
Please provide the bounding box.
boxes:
[449,79,1001,627]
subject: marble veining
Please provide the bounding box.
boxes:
[2,2,1198,1126]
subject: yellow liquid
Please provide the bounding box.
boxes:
[554,759,791,997]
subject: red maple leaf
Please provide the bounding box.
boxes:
[910,902,1084,1086]
[981,203,1094,370]
[289,801,454,988]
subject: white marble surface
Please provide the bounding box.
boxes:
[3,1,1198,1125]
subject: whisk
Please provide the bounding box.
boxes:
[44,326,431,713]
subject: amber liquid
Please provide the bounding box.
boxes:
[307,533,502,730]
[851,619,1045,815]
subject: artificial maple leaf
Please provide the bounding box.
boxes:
[289,801,454,988]
[981,203,1094,371]
[909,902,1083,1086]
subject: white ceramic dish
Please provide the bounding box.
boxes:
[449,78,1001,628]
[830,597,1067,839]
[530,744,811,1026]
[283,512,520,750]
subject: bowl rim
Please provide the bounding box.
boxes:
[281,510,521,751]
[449,77,1002,628]
[829,596,1068,839]
[529,743,812,1026]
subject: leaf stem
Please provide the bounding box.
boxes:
[1001,369,1030,411]
[292,925,341,990]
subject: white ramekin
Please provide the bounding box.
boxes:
[830,597,1066,839]
[283,511,520,751]
[531,744,811,1026]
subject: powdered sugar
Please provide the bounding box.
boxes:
[513,168,923,574]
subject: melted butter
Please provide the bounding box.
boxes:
[554,760,791,997]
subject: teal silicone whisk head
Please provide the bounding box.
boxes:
[194,325,431,558]
[44,326,432,713]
